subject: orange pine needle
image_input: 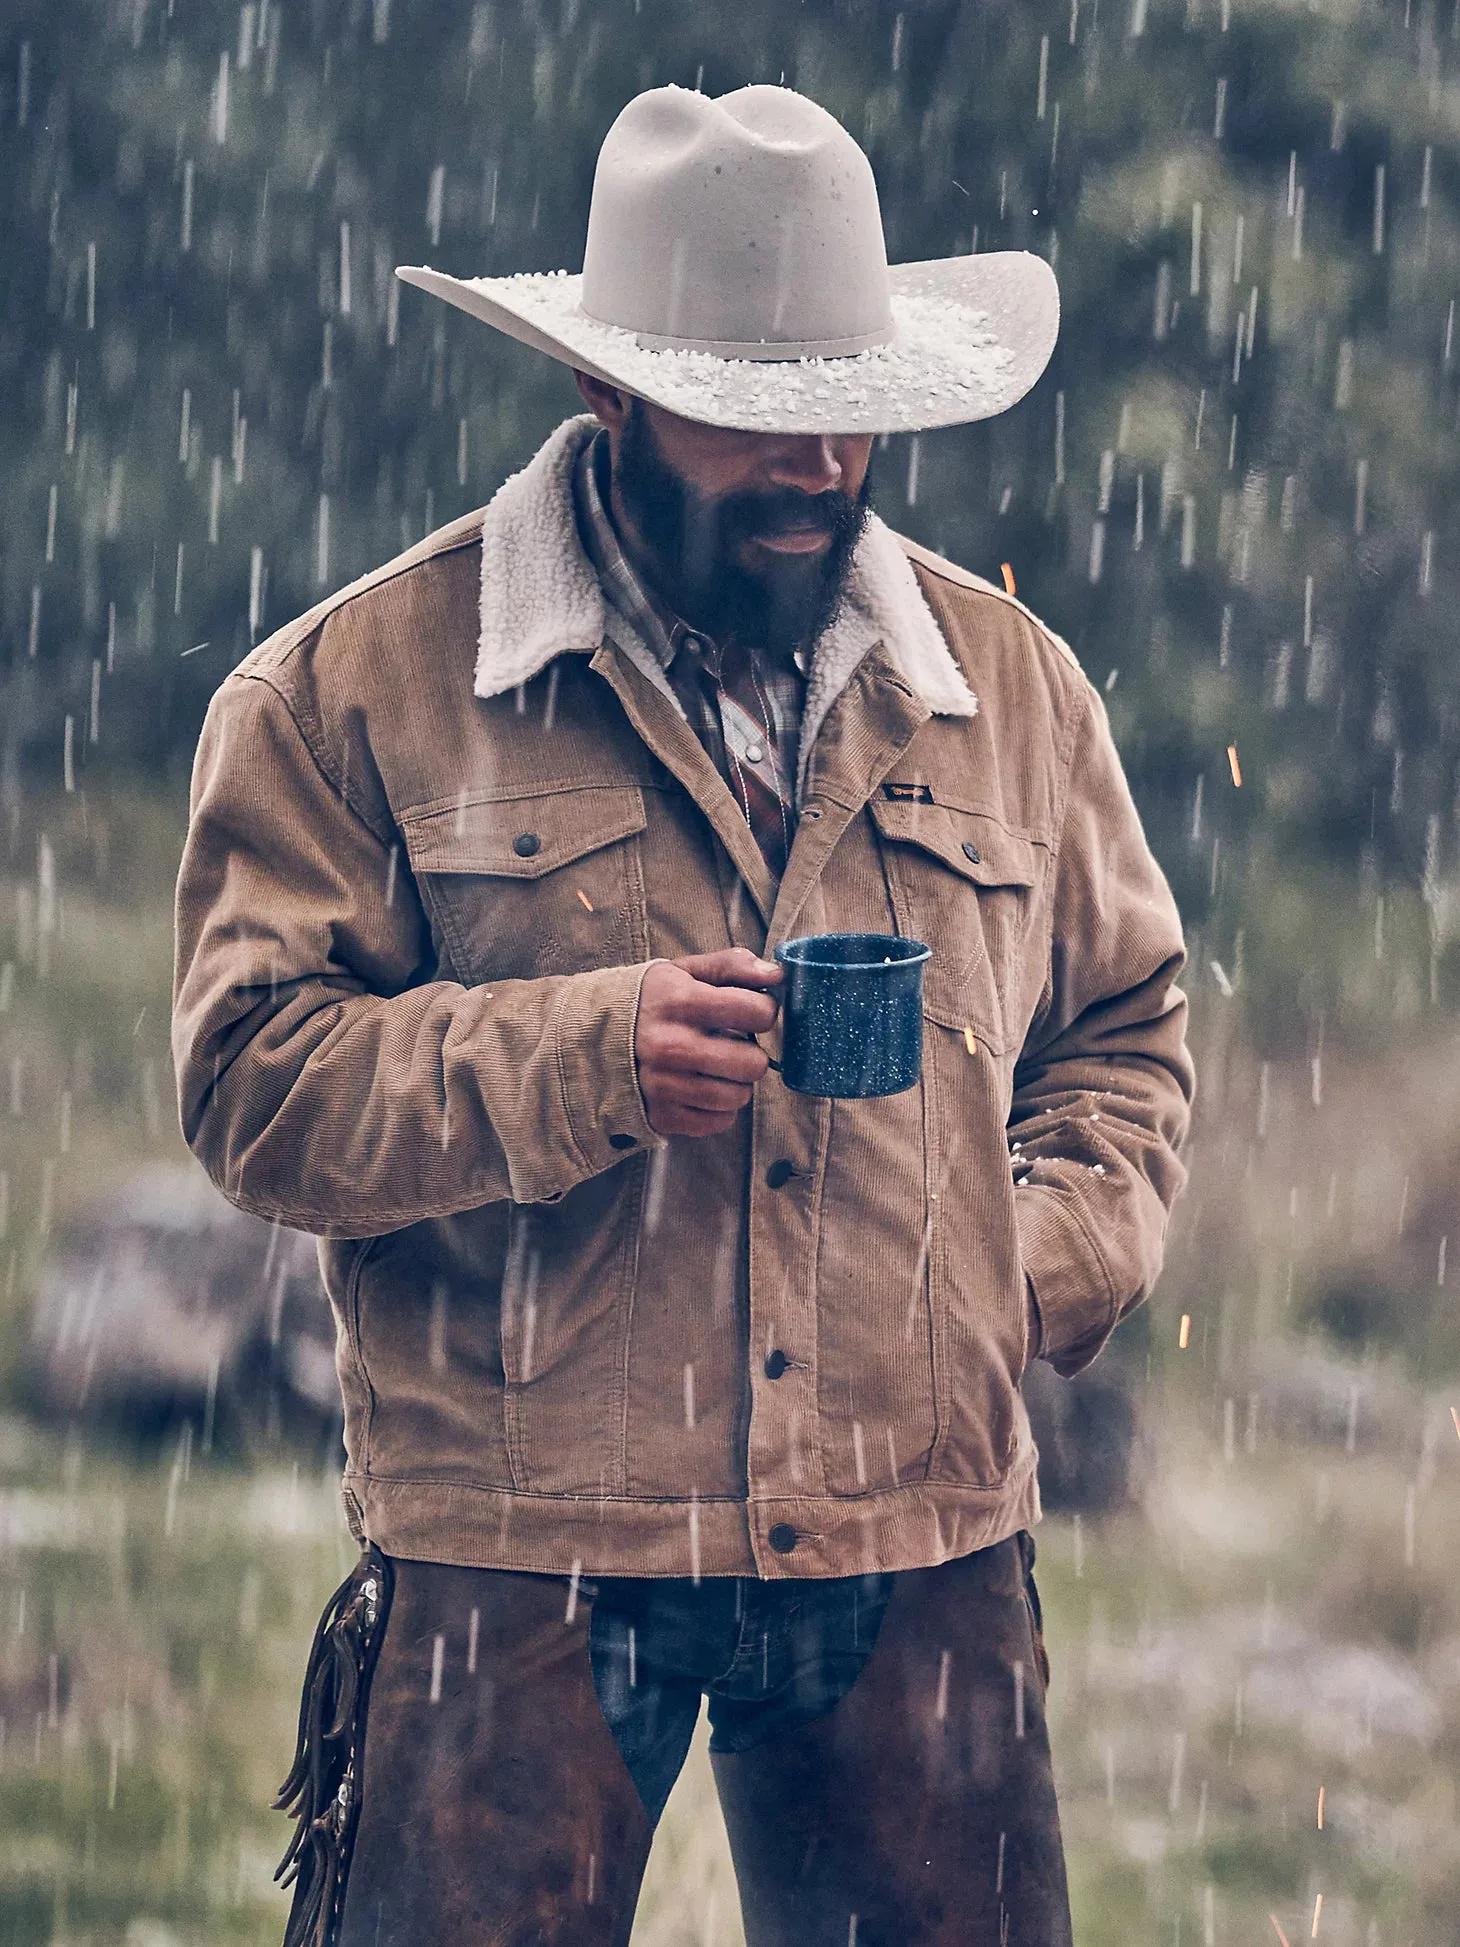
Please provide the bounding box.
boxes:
[1270,1918,1292,1947]
[575,888,595,912]
[1317,1785,1325,1829]
[1000,562,1017,596]
[1227,744,1242,787]
[1450,1405,1460,1442]
[1178,1313,1191,1349]
[963,1025,978,1056]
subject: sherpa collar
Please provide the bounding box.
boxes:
[475,414,977,801]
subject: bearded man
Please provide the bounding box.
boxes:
[173,83,1195,1947]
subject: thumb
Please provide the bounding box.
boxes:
[672,946,783,989]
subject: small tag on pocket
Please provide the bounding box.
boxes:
[882,781,934,803]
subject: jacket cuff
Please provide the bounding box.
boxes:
[548,960,663,1193]
[1016,1182,1118,1376]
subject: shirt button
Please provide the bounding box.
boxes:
[744,742,765,764]
[607,1133,637,1150]
[764,1349,789,1380]
[765,1159,797,1189]
[768,1523,799,1554]
[514,832,542,858]
[962,841,982,865]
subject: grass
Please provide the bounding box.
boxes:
[4,1390,1458,1946]
[2,780,1460,1943]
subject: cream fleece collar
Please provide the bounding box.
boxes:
[475,415,977,800]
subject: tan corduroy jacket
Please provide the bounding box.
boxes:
[173,416,1195,1579]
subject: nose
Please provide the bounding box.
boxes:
[766,436,844,498]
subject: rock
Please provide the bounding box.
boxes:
[25,1163,338,1455]
[1023,1357,1138,1513]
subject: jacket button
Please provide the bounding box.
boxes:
[608,1133,636,1150]
[513,831,542,857]
[962,841,982,865]
[765,1159,796,1189]
[768,1523,799,1554]
[764,1349,789,1380]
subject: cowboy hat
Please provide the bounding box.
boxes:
[396,83,1058,436]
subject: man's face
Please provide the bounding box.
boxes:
[585,384,875,658]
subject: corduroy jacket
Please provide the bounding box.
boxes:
[172,415,1195,1579]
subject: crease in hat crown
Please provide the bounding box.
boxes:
[579,84,898,361]
[393,80,1060,435]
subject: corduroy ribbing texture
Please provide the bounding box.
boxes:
[172,428,1195,1581]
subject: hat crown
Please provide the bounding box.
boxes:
[580,85,895,359]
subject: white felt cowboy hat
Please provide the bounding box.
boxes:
[396,83,1059,436]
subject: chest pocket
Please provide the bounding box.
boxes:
[399,785,649,985]
[867,797,1044,1052]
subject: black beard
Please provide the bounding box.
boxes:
[612,401,872,659]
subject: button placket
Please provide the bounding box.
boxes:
[747,1087,828,1541]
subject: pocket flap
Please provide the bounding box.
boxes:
[868,799,1042,889]
[400,785,647,879]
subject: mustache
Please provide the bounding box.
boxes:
[708,484,867,550]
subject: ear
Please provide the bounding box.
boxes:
[573,370,635,432]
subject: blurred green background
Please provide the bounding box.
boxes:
[2,2,1460,1942]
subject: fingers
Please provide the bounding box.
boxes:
[677,983,780,1037]
[637,1062,753,1139]
[657,964,780,1035]
[647,1023,769,1085]
[636,953,781,1142]
[653,1071,756,1114]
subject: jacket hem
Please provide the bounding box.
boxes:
[346,1450,1042,1580]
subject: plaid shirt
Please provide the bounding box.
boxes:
[573,430,805,870]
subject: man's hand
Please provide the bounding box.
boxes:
[635,948,783,1138]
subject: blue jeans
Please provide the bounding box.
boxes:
[586,1569,897,1823]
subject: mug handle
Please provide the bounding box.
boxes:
[756,1038,782,1074]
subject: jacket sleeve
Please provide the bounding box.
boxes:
[1008,677,1196,1377]
[171,672,661,1239]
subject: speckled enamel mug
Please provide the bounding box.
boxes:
[770,933,932,1099]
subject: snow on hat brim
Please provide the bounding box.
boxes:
[395,253,1059,436]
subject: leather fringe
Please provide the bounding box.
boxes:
[273,1543,394,1947]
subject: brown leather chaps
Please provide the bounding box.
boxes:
[285,1537,1072,1947]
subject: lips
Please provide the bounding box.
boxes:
[753,524,834,552]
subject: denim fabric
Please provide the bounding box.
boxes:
[587,1570,896,1824]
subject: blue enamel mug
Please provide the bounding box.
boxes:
[769,933,932,1099]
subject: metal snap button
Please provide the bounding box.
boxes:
[764,1349,789,1380]
[745,742,765,764]
[514,832,542,858]
[768,1523,799,1554]
[607,1133,637,1150]
[962,841,982,864]
[765,1159,796,1189]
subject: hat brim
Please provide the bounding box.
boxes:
[395,254,1058,435]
